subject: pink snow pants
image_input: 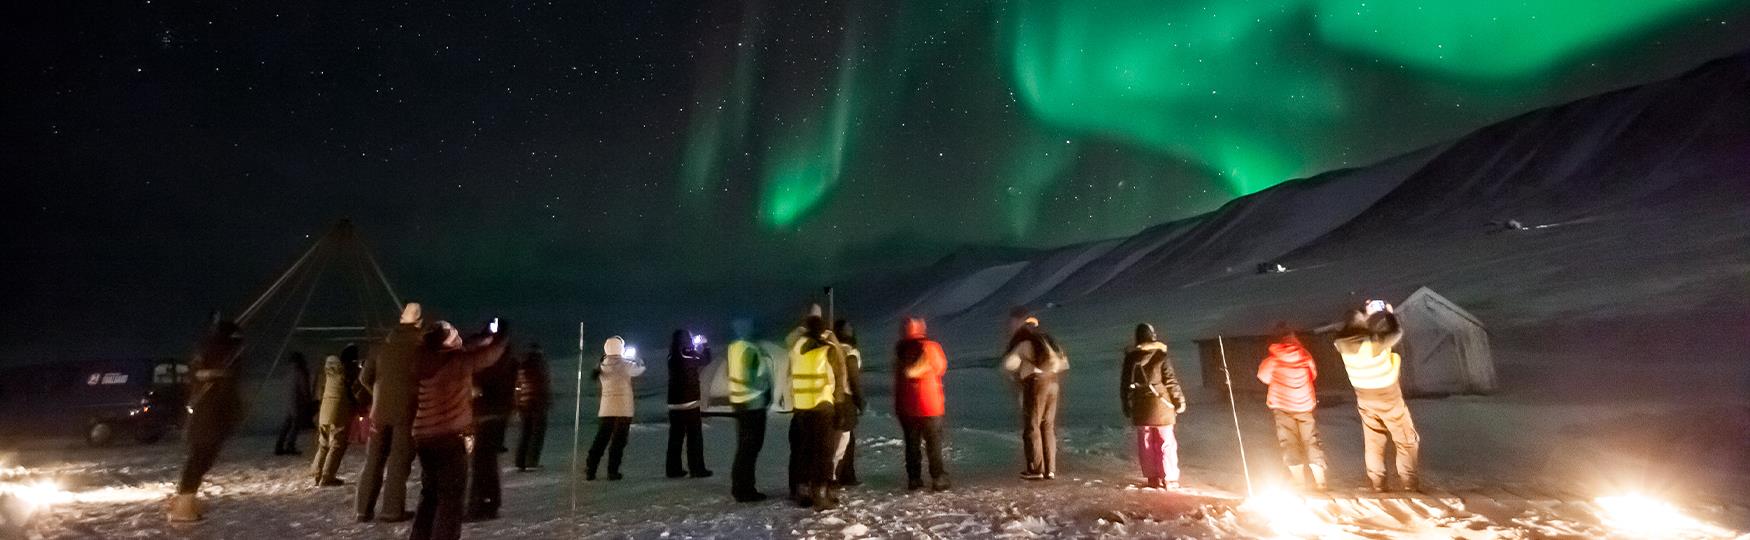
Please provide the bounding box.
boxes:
[1135,425,1179,481]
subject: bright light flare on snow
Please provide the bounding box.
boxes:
[1239,488,1334,538]
[1594,493,1732,538]
[0,480,74,514]
[0,478,164,516]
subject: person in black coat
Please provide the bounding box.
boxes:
[513,343,552,471]
[170,315,246,522]
[466,338,519,521]
[831,319,866,486]
[273,352,315,456]
[1120,323,1187,489]
[666,329,713,478]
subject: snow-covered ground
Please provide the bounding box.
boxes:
[4,339,1747,540]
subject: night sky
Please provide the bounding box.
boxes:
[6,1,1749,360]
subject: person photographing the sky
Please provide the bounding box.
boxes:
[586,336,644,481]
[666,329,714,479]
[409,319,509,540]
[1334,302,1420,493]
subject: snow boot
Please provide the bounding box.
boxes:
[1287,465,1307,489]
[810,486,837,511]
[930,476,951,492]
[1308,464,1329,492]
[734,491,769,503]
[906,478,925,491]
[167,493,203,522]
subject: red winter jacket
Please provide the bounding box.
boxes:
[893,318,946,417]
[1257,335,1318,413]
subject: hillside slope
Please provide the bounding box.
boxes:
[860,50,1750,359]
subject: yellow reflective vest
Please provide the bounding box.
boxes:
[790,341,837,410]
[727,340,770,409]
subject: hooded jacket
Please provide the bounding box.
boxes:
[666,330,709,409]
[515,348,552,410]
[893,318,947,417]
[317,350,362,426]
[1120,324,1185,426]
[412,324,510,440]
[1001,325,1068,381]
[1257,334,1318,413]
[363,323,424,425]
[598,336,646,418]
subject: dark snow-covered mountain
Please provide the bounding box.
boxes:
[848,50,1750,359]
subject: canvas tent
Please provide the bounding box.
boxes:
[1196,286,1496,400]
[1395,287,1496,395]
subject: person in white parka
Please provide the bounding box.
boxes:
[585,336,645,481]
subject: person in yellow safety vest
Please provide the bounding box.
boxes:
[1333,304,1419,493]
[726,318,773,502]
[786,314,846,511]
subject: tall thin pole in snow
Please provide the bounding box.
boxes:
[1218,336,1254,497]
[571,322,586,514]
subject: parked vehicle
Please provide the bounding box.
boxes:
[0,358,190,446]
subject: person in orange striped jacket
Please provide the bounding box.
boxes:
[1257,323,1327,491]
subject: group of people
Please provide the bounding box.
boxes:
[172,304,554,540]
[583,304,947,512]
[169,297,1421,539]
[1084,301,1420,494]
[1255,302,1420,493]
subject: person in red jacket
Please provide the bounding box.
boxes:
[410,321,509,540]
[1256,323,1327,491]
[893,317,949,491]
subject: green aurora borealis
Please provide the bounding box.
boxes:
[680,0,1747,245]
[8,0,1750,358]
